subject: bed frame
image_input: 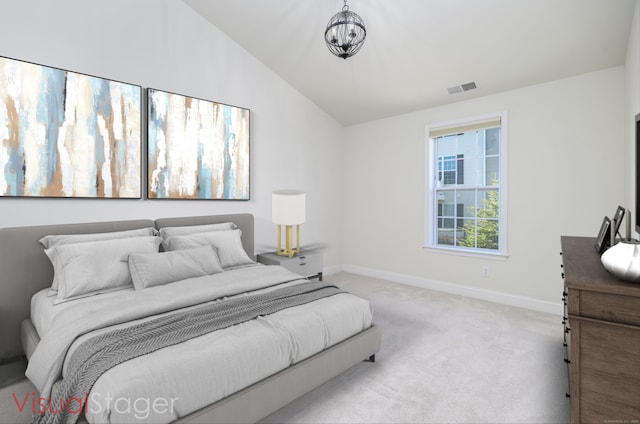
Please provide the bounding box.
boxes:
[0,214,381,423]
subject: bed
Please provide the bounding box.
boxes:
[0,214,381,424]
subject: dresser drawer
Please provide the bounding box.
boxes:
[573,318,640,422]
[575,290,640,326]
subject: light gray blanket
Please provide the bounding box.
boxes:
[32,282,344,424]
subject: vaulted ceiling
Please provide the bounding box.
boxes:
[184,0,637,126]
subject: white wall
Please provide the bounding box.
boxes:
[0,0,345,266]
[343,67,626,307]
[0,0,635,309]
[627,0,640,235]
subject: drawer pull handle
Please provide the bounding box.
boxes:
[300,262,306,266]
[565,393,570,398]
[299,256,307,259]
[564,358,571,364]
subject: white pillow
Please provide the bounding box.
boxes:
[49,236,162,304]
[39,227,157,249]
[39,227,157,295]
[126,246,224,290]
[162,229,254,269]
[158,222,236,240]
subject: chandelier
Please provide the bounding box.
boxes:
[324,0,367,60]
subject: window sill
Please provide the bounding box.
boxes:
[422,246,509,261]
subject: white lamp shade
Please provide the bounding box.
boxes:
[272,190,306,225]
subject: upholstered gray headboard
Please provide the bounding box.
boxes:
[155,214,254,258]
[0,214,254,361]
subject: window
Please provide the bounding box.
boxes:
[437,154,464,185]
[425,114,507,256]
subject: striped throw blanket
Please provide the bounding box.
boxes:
[32,282,344,424]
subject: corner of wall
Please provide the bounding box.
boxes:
[626,0,640,238]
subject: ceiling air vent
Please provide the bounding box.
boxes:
[447,81,477,95]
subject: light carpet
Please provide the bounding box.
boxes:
[261,272,569,423]
[0,272,569,424]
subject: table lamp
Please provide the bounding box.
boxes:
[272,190,306,257]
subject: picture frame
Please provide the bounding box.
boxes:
[0,56,142,198]
[146,88,250,200]
[594,216,611,254]
[612,205,625,240]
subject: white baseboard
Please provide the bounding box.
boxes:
[323,264,344,276]
[342,264,563,316]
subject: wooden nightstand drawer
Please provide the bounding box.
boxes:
[257,251,323,280]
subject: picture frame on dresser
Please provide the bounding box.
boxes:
[611,205,625,240]
[0,56,142,199]
[594,216,610,253]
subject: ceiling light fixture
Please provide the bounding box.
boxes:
[324,0,366,60]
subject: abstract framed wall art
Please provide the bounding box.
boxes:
[0,56,142,198]
[147,88,250,200]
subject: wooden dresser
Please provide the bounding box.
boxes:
[561,236,640,423]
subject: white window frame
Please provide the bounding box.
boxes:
[424,112,508,259]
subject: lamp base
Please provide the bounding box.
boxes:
[277,249,300,258]
[277,224,301,258]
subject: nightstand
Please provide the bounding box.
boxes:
[257,250,323,281]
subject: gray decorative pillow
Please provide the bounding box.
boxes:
[162,229,254,269]
[48,236,162,304]
[158,222,237,240]
[126,246,224,290]
[39,227,157,295]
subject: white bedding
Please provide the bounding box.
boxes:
[31,287,134,338]
[26,265,373,424]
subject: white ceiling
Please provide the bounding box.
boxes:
[184,0,637,126]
